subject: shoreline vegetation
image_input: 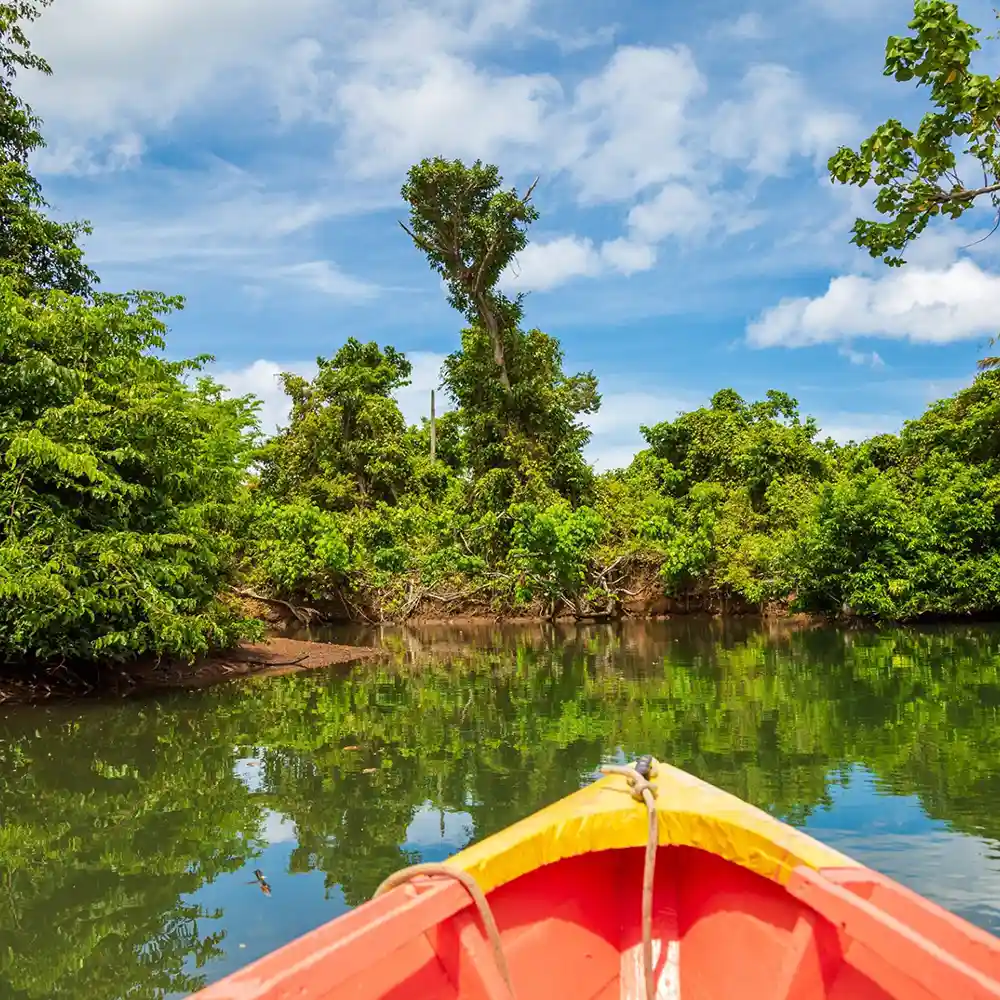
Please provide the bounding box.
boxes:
[3,1,1000,704]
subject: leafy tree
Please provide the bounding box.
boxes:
[641,389,831,504]
[400,157,538,393]
[0,0,266,667]
[443,323,599,511]
[510,501,603,617]
[256,339,414,512]
[240,497,351,601]
[0,0,96,296]
[828,0,1000,367]
[0,284,265,664]
[609,390,834,609]
[401,157,600,515]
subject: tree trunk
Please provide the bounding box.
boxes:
[474,291,512,392]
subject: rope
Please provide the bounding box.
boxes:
[601,756,660,1000]
[373,862,516,998]
[375,758,659,1000]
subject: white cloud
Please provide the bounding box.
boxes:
[212,359,313,436]
[710,12,768,41]
[502,180,767,291]
[627,183,711,243]
[273,260,378,301]
[564,45,706,204]
[748,260,1000,348]
[839,346,885,368]
[395,352,449,426]
[501,235,602,292]
[338,57,560,180]
[23,0,326,141]
[599,237,658,275]
[584,389,688,471]
[710,64,858,176]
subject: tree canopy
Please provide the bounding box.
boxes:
[0,0,262,667]
[829,0,1000,368]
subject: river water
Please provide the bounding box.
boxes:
[0,619,999,999]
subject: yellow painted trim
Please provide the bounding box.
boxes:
[449,762,861,895]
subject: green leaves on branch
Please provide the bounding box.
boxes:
[400,157,538,392]
[256,338,414,512]
[241,498,350,601]
[0,283,264,664]
[829,0,1000,266]
[510,502,603,615]
[0,1,96,297]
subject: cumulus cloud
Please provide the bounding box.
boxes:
[747,260,1000,348]
[337,58,560,180]
[626,183,711,243]
[710,64,858,176]
[500,235,601,292]
[560,45,707,204]
[22,0,327,140]
[598,237,658,276]
[212,359,312,436]
[20,0,864,303]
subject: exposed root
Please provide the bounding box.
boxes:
[230,588,323,625]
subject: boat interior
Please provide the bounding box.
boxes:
[194,844,1000,1000]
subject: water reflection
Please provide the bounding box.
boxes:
[0,619,998,999]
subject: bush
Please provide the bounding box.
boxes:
[0,283,263,664]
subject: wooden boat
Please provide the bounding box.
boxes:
[190,758,1000,1000]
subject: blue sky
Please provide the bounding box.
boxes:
[20,0,1000,469]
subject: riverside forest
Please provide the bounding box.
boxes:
[2,0,1000,675]
[2,2,1000,998]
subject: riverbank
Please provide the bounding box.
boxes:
[0,637,381,708]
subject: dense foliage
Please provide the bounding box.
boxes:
[0,1,262,667]
[829,0,1000,368]
[3,0,1000,674]
[239,4,1000,625]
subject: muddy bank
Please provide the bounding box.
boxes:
[0,637,381,708]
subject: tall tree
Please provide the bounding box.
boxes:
[400,157,538,394]
[827,0,1000,368]
[0,0,96,296]
[443,323,598,507]
[400,157,600,510]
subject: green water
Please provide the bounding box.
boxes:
[1,619,999,1000]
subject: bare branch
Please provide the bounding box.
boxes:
[398,220,439,257]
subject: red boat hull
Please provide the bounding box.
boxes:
[190,765,1000,1000]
